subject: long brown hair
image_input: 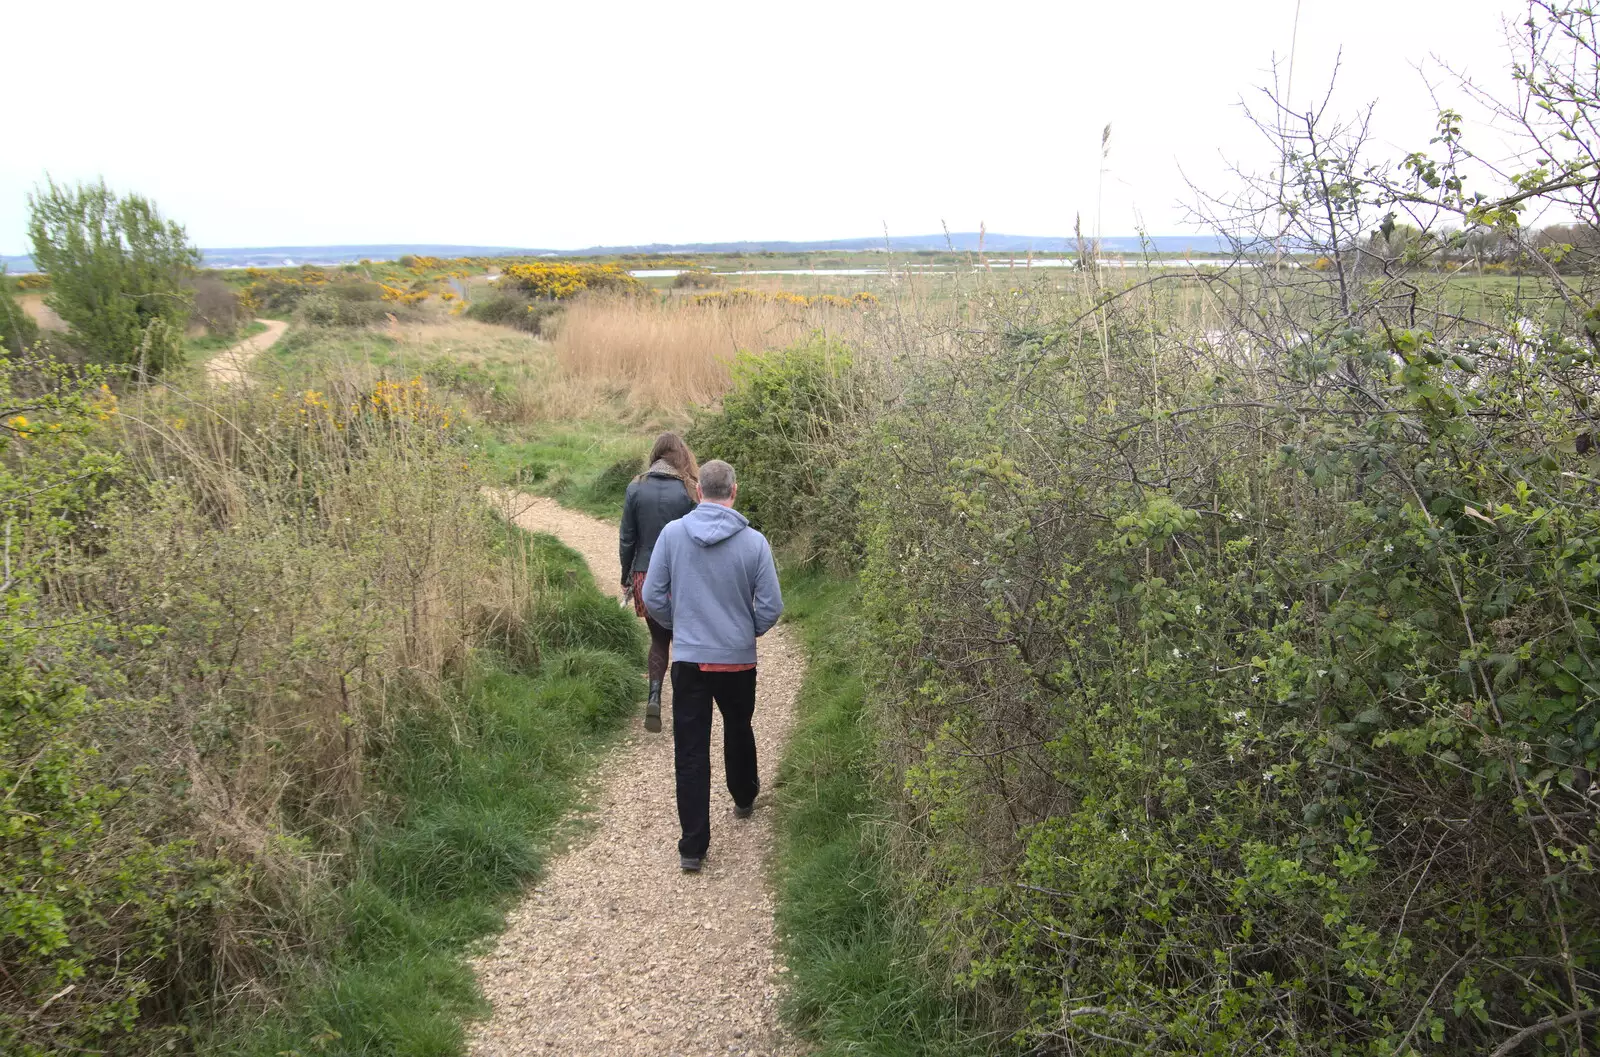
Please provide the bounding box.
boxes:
[646,431,699,491]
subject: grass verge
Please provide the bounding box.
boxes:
[773,569,983,1056]
[203,523,645,1057]
[480,424,658,519]
[185,319,268,359]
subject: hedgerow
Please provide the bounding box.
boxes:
[0,350,556,1053]
[858,296,1600,1054]
[698,8,1600,1051]
[686,335,869,565]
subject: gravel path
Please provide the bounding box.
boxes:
[472,491,805,1057]
[208,319,287,385]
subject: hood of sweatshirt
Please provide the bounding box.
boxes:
[682,503,749,547]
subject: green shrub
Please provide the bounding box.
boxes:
[465,291,563,334]
[672,268,722,289]
[327,281,383,302]
[187,275,249,336]
[26,178,199,375]
[295,292,389,328]
[0,355,223,1057]
[857,295,1600,1053]
[687,335,869,564]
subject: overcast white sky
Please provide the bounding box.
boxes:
[2,0,1529,253]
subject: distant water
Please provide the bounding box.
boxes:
[629,259,1243,279]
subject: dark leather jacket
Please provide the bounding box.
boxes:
[619,461,696,585]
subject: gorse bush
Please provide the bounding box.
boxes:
[296,290,391,327]
[498,262,640,300]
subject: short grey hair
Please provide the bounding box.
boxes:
[699,459,736,500]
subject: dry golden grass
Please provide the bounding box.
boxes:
[547,293,871,408]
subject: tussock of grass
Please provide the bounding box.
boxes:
[206,530,644,1057]
[773,571,983,1056]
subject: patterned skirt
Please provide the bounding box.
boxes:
[631,571,648,618]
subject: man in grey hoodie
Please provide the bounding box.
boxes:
[642,459,783,871]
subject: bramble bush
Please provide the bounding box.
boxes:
[857,297,1600,1054]
[694,8,1600,1050]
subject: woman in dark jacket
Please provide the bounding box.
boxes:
[619,432,699,731]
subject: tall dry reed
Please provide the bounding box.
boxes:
[547,292,871,407]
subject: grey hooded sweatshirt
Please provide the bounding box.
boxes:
[641,503,784,666]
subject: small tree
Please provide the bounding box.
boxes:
[27,179,200,376]
[0,270,38,355]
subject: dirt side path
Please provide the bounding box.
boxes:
[472,490,804,1057]
[207,319,287,385]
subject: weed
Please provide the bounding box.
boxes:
[205,528,644,1057]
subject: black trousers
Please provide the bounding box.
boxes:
[670,662,759,858]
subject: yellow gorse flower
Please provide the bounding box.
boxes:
[500,263,641,300]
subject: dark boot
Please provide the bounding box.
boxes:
[645,680,663,733]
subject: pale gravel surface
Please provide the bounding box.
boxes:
[472,491,805,1057]
[207,318,287,385]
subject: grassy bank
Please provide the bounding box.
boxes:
[183,319,266,360]
[208,526,645,1057]
[773,570,984,1056]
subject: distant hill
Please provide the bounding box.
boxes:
[2,233,1230,273]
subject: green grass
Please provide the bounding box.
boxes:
[184,320,267,359]
[773,569,986,1056]
[202,524,646,1057]
[481,424,657,520]
[261,324,670,520]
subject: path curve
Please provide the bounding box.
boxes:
[473,490,804,1057]
[207,319,287,385]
